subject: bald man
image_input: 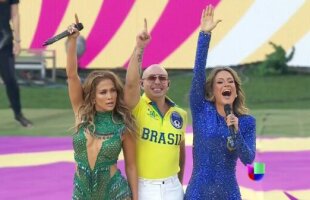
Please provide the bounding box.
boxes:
[124,20,187,200]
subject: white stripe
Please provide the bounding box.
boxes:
[288,31,310,67]
[207,0,305,67]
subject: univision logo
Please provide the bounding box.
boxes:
[247,162,265,181]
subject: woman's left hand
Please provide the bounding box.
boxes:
[226,114,239,133]
[200,4,221,33]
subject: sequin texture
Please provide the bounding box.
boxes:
[184,32,256,200]
[72,111,132,200]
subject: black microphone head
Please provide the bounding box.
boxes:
[224,104,231,116]
[75,23,84,31]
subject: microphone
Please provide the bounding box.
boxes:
[42,23,84,46]
[224,104,236,151]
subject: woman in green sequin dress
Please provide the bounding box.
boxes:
[66,18,138,200]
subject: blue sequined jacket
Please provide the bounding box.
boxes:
[185,32,256,200]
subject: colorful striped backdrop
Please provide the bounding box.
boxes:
[19,0,310,69]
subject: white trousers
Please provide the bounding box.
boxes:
[138,175,184,200]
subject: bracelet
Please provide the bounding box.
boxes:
[14,39,21,43]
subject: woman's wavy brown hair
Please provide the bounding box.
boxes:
[205,67,248,115]
[76,70,137,135]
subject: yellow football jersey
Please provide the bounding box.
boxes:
[133,93,187,179]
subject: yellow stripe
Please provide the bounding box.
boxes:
[182,185,310,200]
[288,190,310,200]
[240,187,310,200]
[0,150,125,168]
[162,0,254,69]
[243,1,310,63]
[46,0,104,68]
[0,150,74,168]
[2,136,310,168]
[19,0,42,48]
[88,0,169,69]
[185,134,310,152]
[256,137,310,152]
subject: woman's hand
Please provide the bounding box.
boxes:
[67,14,80,40]
[136,18,151,49]
[226,113,239,132]
[67,24,80,39]
[200,4,221,33]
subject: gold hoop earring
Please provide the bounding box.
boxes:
[210,95,215,102]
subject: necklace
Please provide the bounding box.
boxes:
[87,111,125,138]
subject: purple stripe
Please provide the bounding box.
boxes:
[1,151,310,198]
[284,191,298,200]
[2,136,310,194]
[236,151,310,191]
[186,125,193,133]
[0,161,126,199]
[79,0,135,68]
[30,0,69,49]
[184,147,310,191]
[0,127,194,154]
[0,136,72,154]
[124,0,220,68]
[0,162,74,200]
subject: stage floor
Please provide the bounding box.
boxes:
[1,132,310,200]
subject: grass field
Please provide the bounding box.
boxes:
[0,108,309,137]
[1,70,309,137]
[167,70,310,109]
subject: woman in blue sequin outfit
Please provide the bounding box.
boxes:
[66,17,138,200]
[185,5,256,200]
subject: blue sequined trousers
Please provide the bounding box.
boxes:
[184,32,256,200]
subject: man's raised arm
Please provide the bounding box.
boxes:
[124,19,151,109]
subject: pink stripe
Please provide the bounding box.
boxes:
[30,0,69,49]
[124,0,220,68]
[79,0,135,68]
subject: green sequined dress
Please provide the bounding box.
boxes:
[72,111,132,200]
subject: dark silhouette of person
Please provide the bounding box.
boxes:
[0,0,32,127]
